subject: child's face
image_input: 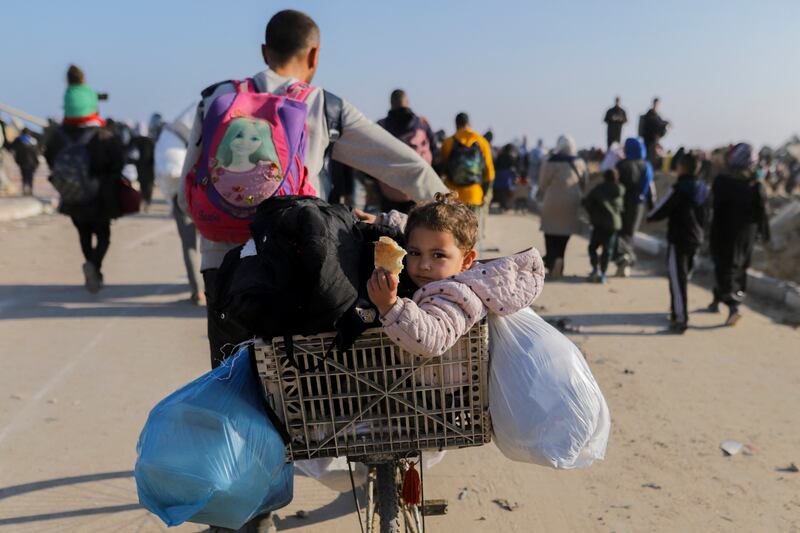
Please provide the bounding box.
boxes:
[405,228,476,287]
[230,123,262,157]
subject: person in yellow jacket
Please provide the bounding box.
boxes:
[440,113,495,208]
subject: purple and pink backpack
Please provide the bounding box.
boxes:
[185,79,317,242]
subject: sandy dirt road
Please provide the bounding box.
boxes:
[0,200,798,532]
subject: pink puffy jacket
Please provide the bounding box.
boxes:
[376,211,546,385]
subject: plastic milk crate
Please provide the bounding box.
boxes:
[253,321,492,462]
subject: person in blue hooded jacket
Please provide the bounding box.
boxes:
[647,152,707,333]
[614,137,656,277]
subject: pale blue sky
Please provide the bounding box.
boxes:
[2,0,798,150]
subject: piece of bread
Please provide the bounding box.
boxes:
[374,236,407,276]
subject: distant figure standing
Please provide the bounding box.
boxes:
[647,152,708,333]
[639,98,670,165]
[708,143,770,326]
[603,96,627,149]
[536,134,588,279]
[10,128,40,196]
[376,89,438,213]
[614,137,656,277]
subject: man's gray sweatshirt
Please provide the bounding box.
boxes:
[179,69,447,270]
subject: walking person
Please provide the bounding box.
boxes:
[646,152,708,333]
[440,113,495,243]
[536,134,588,279]
[375,89,438,213]
[10,128,40,196]
[582,168,625,283]
[527,138,547,199]
[154,106,204,305]
[708,143,770,326]
[45,75,124,293]
[603,96,627,149]
[614,137,656,277]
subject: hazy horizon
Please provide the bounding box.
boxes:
[2,0,799,151]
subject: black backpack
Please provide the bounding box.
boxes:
[447,140,484,186]
[215,196,414,357]
[48,128,100,204]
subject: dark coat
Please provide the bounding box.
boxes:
[583,180,625,232]
[647,174,708,247]
[44,125,124,221]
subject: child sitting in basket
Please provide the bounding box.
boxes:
[361,192,545,385]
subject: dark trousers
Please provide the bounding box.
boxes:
[139,174,155,203]
[493,188,513,211]
[544,234,571,271]
[172,196,201,296]
[606,128,622,149]
[667,243,697,324]
[615,203,645,267]
[71,217,111,272]
[711,225,757,311]
[588,227,617,274]
[20,166,36,190]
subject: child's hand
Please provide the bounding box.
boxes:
[367,268,399,316]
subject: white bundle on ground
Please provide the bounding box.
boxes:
[488,307,610,468]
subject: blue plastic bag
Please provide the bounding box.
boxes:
[135,346,293,529]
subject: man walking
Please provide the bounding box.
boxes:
[440,112,495,212]
[603,96,627,149]
[179,9,446,367]
[375,89,438,213]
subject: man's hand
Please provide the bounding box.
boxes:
[353,208,377,224]
[367,268,398,316]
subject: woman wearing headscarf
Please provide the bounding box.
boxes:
[536,135,588,279]
[708,142,770,326]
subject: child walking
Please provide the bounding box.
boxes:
[364,193,545,384]
[582,168,625,283]
[647,152,708,333]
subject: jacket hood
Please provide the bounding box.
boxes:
[624,137,646,160]
[449,247,545,315]
[382,107,419,133]
[676,175,708,206]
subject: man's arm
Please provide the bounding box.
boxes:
[331,101,447,201]
[177,103,204,213]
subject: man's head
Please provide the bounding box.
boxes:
[652,97,660,110]
[455,112,469,130]
[390,89,409,110]
[262,10,320,83]
[603,167,619,184]
[676,151,699,176]
[67,64,84,86]
[615,96,621,106]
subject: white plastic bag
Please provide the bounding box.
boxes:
[488,307,610,468]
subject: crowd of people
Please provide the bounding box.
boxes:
[0,6,789,531]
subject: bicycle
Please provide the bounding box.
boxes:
[253,321,491,533]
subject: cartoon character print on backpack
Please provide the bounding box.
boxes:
[185,79,317,243]
[207,116,283,218]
